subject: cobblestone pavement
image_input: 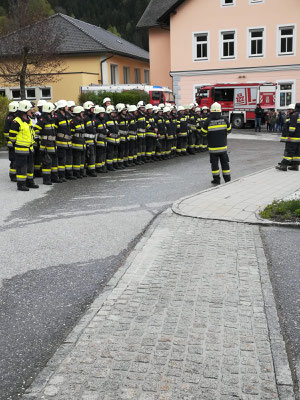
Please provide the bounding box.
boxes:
[173,168,300,224]
[24,210,294,400]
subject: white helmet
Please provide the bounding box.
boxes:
[137,101,145,109]
[37,99,47,108]
[56,99,68,109]
[42,102,55,113]
[153,106,159,113]
[18,100,32,113]
[195,107,201,112]
[106,105,116,114]
[158,103,165,110]
[67,100,76,108]
[177,106,185,112]
[116,103,126,113]
[189,103,196,110]
[9,101,19,113]
[94,105,106,114]
[83,101,95,110]
[73,106,84,114]
[128,105,137,113]
[210,102,222,112]
[165,102,172,108]
[163,107,171,113]
[202,106,209,110]
[146,104,154,111]
[103,97,111,104]
[287,104,295,110]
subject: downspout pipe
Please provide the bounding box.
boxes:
[100,55,114,84]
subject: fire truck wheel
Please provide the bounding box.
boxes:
[231,114,244,129]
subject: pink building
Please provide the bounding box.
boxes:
[138,0,300,110]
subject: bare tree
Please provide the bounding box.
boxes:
[0,0,66,99]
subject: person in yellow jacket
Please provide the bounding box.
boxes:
[9,100,39,191]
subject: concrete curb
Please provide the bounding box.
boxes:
[254,230,295,399]
[172,167,300,229]
[22,213,163,399]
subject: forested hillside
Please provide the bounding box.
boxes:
[0,0,150,49]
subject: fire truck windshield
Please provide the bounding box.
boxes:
[198,89,210,98]
[165,92,175,102]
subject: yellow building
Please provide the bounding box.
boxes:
[0,13,150,103]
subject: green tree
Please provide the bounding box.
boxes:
[107,25,121,37]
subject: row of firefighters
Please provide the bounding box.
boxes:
[276,103,300,171]
[4,98,233,191]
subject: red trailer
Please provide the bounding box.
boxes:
[196,82,277,129]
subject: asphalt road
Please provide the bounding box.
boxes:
[261,226,300,392]
[0,138,283,400]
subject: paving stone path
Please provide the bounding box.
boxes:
[24,211,293,399]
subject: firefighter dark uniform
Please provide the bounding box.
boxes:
[188,108,197,154]
[155,111,166,160]
[136,107,147,163]
[83,110,97,177]
[277,104,300,171]
[117,110,129,168]
[145,108,156,162]
[106,108,120,171]
[200,109,209,151]
[4,111,17,181]
[95,112,108,173]
[177,109,189,155]
[128,108,138,166]
[195,110,202,152]
[164,111,173,158]
[9,101,39,191]
[34,109,61,185]
[70,110,86,178]
[171,110,178,156]
[55,106,73,181]
[202,103,232,184]
[32,111,43,178]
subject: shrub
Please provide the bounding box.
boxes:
[0,97,9,148]
[260,199,300,222]
[78,90,150,107]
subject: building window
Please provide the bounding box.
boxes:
[40,87,51,99]
[279,83,293,108]
[110,64,118,84]
[248,28,265,57]
[249,0,264,3]
[0,89,5,97]
[26,88,36,99]
[134,68,141,84]
[220,30,236,59]
[123,67,130,84]
[144,70,150,84]
[193,32,209,61]
[278,25,296,56]
[221,0,235,6]
[11,89,21,99]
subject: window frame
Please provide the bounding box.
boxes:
[193,31,210,62]
[277,24,297,57]
[249,0,264,4]
[247,26,266,58]
[26,88,36,100]
[219,29,237,60]
[123,66,130,84]
[276,80,296,110]
[40,87,52,100]
[110,64,119,84]
[134,68,141,84]
[144,69,150,84]
[221,0,236,7]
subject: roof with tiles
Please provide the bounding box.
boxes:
[0,13,149,62]
[137,0,185,28]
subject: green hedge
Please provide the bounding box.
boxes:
[78,90,150,107]
[0,97,9,148]
[260,199,300,222]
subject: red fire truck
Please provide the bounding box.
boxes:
[196,83,277,129]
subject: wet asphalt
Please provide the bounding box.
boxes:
[0,139,290,399]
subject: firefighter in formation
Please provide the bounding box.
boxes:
[276,103,300,171]
[4,98,230,192]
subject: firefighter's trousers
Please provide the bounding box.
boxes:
[86,143,96,172]
[15,151,34,183]
[33,141,42,177]
[8,146,16,180]
[96,145,106,170]
[73,149,86,176]
[281,142,300,165]
[210,152,231,182]
[41,151,59,183]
